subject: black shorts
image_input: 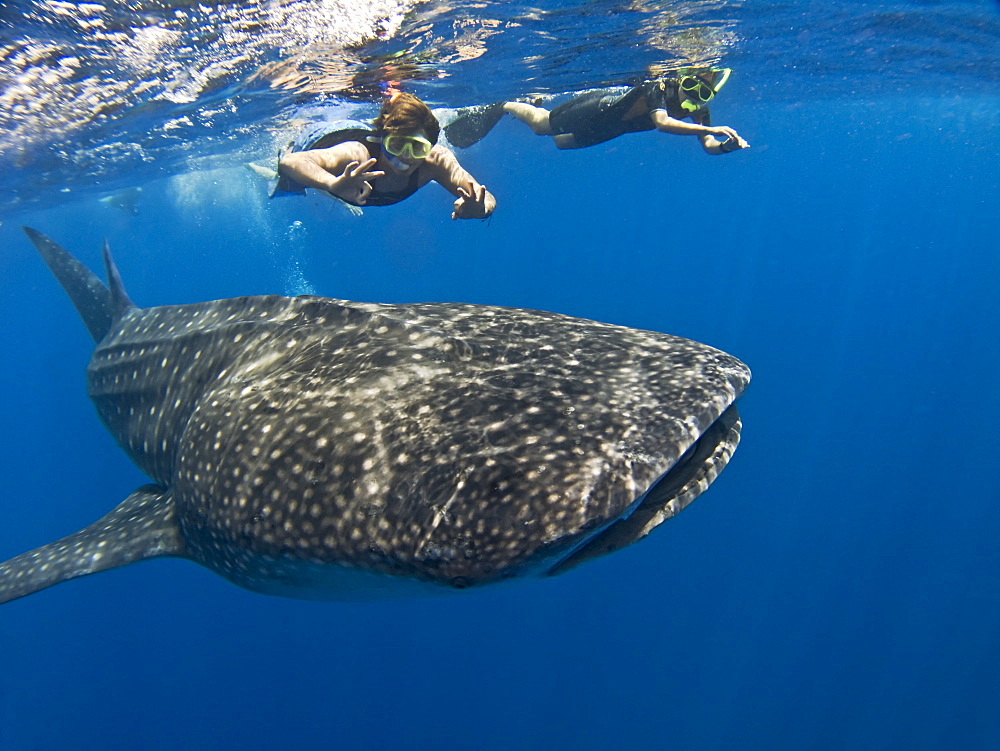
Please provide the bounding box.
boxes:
[548,85,657,148]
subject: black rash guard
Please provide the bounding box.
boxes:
[547,79,711,148]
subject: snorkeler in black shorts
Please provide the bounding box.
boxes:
[445,67,748,155]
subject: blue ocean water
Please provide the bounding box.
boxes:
[1,1,999,749]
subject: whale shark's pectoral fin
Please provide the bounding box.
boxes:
[0,485,185,605]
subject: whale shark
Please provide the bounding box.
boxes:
[0,228,750,604]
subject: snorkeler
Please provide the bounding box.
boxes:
[445,68,749,155]
[273,92,495,220]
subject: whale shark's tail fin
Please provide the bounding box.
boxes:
[22,227,135,343]
[0,485,186,605]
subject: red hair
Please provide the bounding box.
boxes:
[373,92,440,143]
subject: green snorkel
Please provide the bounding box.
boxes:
[713,67,732,92]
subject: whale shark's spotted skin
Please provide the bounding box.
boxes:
[0,229,749,604]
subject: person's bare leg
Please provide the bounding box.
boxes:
[503,102,553,135]
[552,133,579,149]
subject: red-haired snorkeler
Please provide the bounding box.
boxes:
[276,91,495,220]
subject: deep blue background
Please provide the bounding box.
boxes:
[1,94,999,750]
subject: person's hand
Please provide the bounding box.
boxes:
[451,183,490,220]
[333,158,384,204]
[710,126,750,152]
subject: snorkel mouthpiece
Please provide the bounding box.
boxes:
[385,151,414,173]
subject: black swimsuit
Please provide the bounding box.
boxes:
[271,120,423,206]
[356,139,423,207]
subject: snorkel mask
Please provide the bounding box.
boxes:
[678,67,732,112]
[378,133,433,172]
[383,133,433,160]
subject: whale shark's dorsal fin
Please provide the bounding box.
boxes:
[22,227,123,342]
[0,485,185,605]
[102,239,136,317]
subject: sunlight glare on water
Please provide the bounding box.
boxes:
[1,0,997,216]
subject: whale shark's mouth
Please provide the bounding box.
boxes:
[547,403,743,576]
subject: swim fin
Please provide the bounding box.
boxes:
[444,101,507,148]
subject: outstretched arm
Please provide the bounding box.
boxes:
[649,109,750,154]
[278,143,385,204]
[697,127,751,155]
[426,146,497,219]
